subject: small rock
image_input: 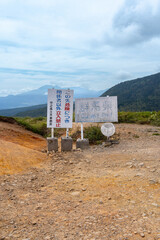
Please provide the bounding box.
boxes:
[50,167,55,172]
[32,221,37,225]
[154,234,160,240]
[152,203,159,207]
[76,148,82,151]
[140,233,145,237]
[44,236,51,240]
[71,191,80,196]
[149,179,158,184]
[135,173,142,177]
[41,149,47,153]
[138,163,144,167]
[126,162,133,166]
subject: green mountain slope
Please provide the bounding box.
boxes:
[0,104,46,117]
[101,72,160,111]
[15,106,47,117]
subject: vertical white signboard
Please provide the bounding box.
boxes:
[47,89,74,128]
[75,96,118,123]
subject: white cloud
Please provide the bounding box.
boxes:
[104,0,160,46]
[0,0,159,95]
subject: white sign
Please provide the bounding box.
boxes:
[101,123,115,137]
[75,96,118,123]
[47,89,74,128]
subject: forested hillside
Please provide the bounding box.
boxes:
[101,72,160,111]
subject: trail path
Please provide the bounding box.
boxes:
[0,122,160,240]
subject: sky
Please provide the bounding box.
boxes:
[0,0,160,96]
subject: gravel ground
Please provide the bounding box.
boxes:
[0,123,160,240]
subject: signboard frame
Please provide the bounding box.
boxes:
[47,89,74,128]
[75,96,118,123]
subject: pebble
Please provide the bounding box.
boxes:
[126,162,133,166]
[140,233,145,237]
[71,191,80,196]
[152,203,159,207]
[138,162,144,167]
[149,179,158,184]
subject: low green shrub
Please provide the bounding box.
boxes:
[118,111,160,126]
[15,117,65,137]
[13,111,160,139]
[84,125,107,144]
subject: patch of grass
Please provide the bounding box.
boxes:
[133,134,139,138]
[14,117,65,137]
[118,111,160,126]
[11,111,160,139]
[152,133,160,136]
[84,125,107,144]
[71,130,81,141]
[0,116,17,124]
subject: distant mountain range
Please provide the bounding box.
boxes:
[101,72,160,111]
[0,85,104,110]
[0,72,159,117]
[0,85,104,117]
[0,104,47,117]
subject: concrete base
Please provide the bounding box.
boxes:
[61,137,73,151]
[76,138,89,150]
[47,137,58,152]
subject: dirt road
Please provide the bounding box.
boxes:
[0,122,160,239]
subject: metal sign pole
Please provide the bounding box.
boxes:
[81,123,84,140]
[66,128,69,138]
[51,128,54,138]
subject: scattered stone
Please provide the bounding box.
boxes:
[44,236,51,240]
[71,191,80,196]
[138,163,144,167]
[140,233,145,238]
[152,203,159,207]
[126,162,133,166]
[32,221,37,225]
[103,141,112,147]
[135,173,143,177]
[41,149,47,153]
[50,166,55,172]
[149,179,158,184]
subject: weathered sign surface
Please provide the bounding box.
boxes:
[75,96,118,123]
[47,89,74,128]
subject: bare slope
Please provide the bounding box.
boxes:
[0,120,47,175]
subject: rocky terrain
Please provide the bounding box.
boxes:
[0,121,160,240]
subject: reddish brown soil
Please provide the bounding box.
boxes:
[0,122,159,240]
